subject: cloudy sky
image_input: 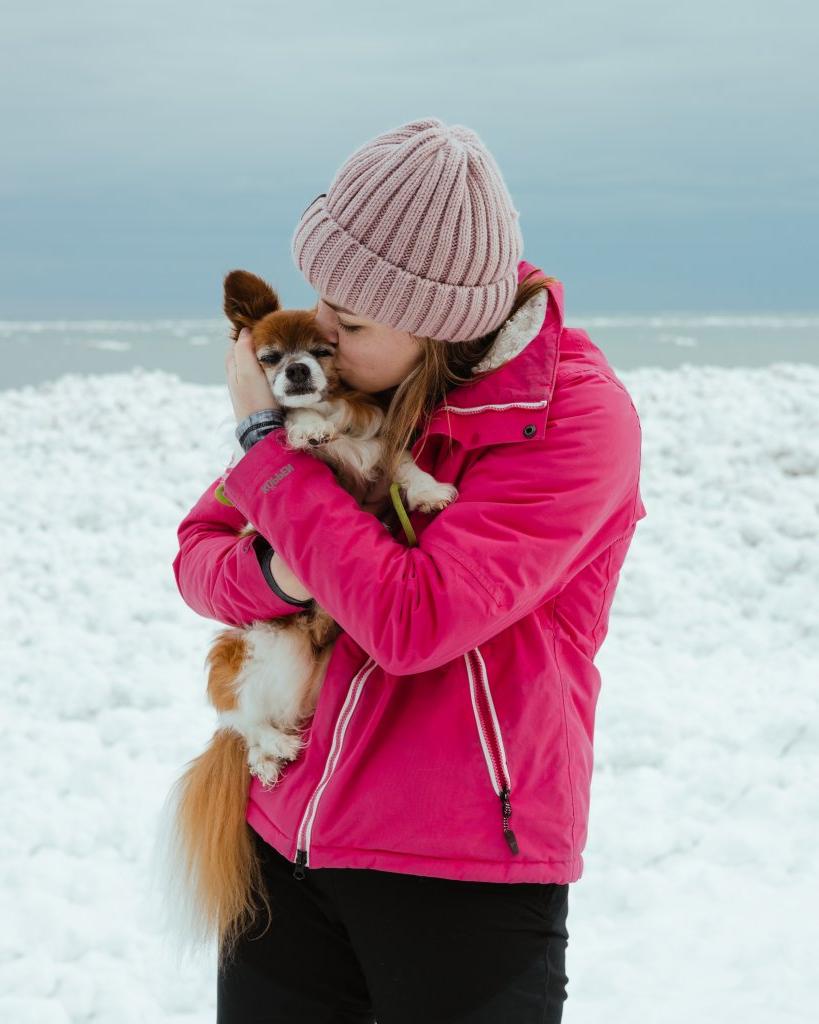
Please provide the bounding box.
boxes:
[1,0,816,318]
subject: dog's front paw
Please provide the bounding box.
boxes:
[286,411,338,449]
[407,481,459,514]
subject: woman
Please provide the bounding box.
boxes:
[173,117,647,1023]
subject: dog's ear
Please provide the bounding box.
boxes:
[223,270,281,340]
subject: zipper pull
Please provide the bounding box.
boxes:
[293,849,308,880]
[500,786,520,855]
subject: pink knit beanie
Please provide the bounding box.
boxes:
[290,117,524,343]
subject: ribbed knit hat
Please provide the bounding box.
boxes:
[290,117,524,343]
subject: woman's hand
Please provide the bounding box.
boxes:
[226,327,280,423]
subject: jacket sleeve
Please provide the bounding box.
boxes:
[172,475,313,626]
[221,371,644,674]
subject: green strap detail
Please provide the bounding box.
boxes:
[214,482,235,507]
[389,482,417,547]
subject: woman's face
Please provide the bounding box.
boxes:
[314,296,423,394]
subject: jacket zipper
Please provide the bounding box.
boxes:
[464,646,520,854]
[292,655,377,879]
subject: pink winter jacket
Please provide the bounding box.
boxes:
[172,260,647,884]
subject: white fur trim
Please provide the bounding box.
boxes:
[471,288,549,375]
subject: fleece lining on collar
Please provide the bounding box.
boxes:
[471,288,549,375]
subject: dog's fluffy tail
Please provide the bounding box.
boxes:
[148,729,271,973]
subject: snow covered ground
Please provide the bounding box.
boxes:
[1,362,817,1022]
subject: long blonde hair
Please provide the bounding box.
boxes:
[377,269,557,479]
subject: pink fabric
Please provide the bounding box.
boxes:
[172,497,305,623]
[172,260,648,884]
[290,117,524,342]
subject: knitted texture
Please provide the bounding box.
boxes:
[291,117,524,342]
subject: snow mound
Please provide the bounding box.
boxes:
[1,364,817,1022]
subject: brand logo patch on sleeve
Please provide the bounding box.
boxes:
[261,464,294,493]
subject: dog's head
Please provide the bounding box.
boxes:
[223,269,341,408]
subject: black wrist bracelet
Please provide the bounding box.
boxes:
[251,534,313,607]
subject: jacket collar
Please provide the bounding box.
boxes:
[414,261,564,452]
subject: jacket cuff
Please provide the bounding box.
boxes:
[224,426,330,498]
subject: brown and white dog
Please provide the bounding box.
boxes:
[154,269,457,968]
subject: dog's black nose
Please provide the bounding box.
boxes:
[285,362,311,383]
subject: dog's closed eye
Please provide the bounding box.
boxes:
[258,344,336,366]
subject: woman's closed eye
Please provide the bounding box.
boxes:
[338,321,363,333]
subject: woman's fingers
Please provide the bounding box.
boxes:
[226,325,279,422]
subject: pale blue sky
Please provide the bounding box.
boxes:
[1,0,816,318]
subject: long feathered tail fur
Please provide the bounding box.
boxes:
[147,728,273,974]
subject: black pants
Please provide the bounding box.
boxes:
[217,827,569,1023]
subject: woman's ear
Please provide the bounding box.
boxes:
[223,269,281,340]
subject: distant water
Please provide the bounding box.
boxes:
[1,313,817,390]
